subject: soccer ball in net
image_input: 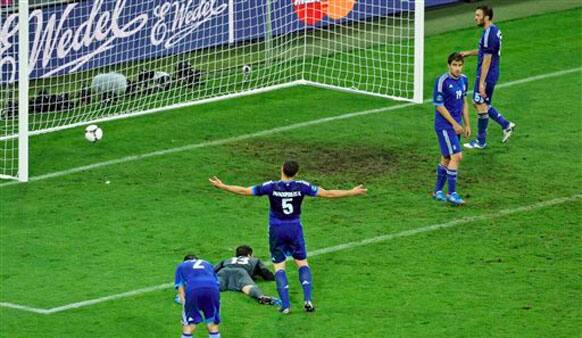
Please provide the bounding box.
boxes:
[85,125,103,143]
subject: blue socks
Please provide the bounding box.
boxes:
[477,113,489,144]
[447,169,457,194]
[488,106,510,130]
[434,164,447,193]
[181,333,192,338]
[478,107,510,144]
[275,267,313,308]
[275,270,290,309]
[298,266,313,302]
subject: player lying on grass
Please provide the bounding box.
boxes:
[209,160,367,314]
[214,245,280,306]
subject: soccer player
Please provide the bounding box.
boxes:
[214,245,279,305]
[432,52,471,205]
[209,161,367,314]
[175,254,221,338]
[461,5,515,149]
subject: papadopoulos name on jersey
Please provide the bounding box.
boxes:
[272,191,302,197]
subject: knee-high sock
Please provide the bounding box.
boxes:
[477,113,489,144]
[275,270,290,308]
[447,169,458,194]
[488,106,510,129]
[434,164,447,193]
[298,266,313,302]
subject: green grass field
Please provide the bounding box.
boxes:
[1,2,581,337]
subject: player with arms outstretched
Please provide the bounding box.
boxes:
[461,5,515,149]
[209,160,367,314]
[433,52,471,205]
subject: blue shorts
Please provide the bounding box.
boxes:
[436,128,462,157]
[473,78,497,105]
[182,287,221,325]
[269,223,307,263]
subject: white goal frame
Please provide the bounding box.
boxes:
[2,0,424,182]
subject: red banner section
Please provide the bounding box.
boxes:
[293,0,357,25]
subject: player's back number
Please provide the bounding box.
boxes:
[230,257,250,265]
[192,260,205,270]
[282,198,294,215]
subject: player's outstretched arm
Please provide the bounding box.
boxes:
[460,50,478,57]
[316,185,367,198]
[209,176,254,196]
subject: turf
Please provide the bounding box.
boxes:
[1,3,581,338]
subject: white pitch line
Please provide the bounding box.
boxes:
[1,67,580,188]
[1,193,579,315]
[0,302,50,315]
[43,283,173,314]
[308,194,581,256]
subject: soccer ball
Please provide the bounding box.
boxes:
[85,124,103,143]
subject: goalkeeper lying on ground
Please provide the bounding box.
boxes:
[176,245,280,306]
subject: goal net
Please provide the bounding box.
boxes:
[1,0,424,181]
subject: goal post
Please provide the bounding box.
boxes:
[1,0,425,182]
[18,0,29,182]
[414,0,425,104]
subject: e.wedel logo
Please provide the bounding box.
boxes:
[151,0,228,49]
[0,0,228,83]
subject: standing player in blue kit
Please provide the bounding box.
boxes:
[461,5,515,149]
[209,160,367,314]
[175,254,221,338]
[432,52,471,205]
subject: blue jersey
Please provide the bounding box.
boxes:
[252,180,319,226]
[175,259,219,291]
[433,73,468,130]
[477,24,502,83]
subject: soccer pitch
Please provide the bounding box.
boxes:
[1,2,581,338]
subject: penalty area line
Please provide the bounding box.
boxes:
[1,193,579,314]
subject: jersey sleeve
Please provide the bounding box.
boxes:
[463,76,469,97]
[299,181,318,197]
[254,259,275,281]
[174,264,185,289]
[252,181,273,196]
[433,77,445,106]
[482,28,500,55]
[214,260,224,273]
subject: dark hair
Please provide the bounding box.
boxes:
[235,245,253,257]
[183,254,197,261]
[282,160,299,177]
[448,52,464,65]
[476,6,493,20]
